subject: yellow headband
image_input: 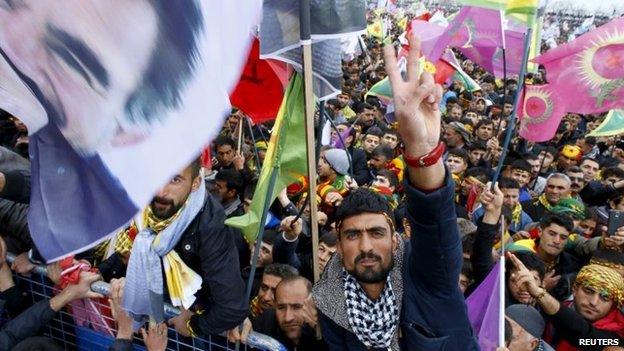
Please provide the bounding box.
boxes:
[573,264,624,307]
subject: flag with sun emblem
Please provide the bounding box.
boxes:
[533,17,624,114]
[518,84,566,142]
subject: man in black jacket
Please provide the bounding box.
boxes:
[105,158,248,338]
[251,276,326,351]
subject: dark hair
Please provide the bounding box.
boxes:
[591,248,624,266]
[382,127,398,137]
[448,148,470,165]
[465,167,491,184]
[446,96,459,104]
[320,231,338,247]
[476,119,494,129]
[579,157,599,167]
[335,188,393,232]
[264,263,299,279]
[214,135,236,149]
[124,1,203,124]
[602,167,624,180]
[461,259,473,281]
[540,213,574,233]
[565,166,583,174]
[525,153,538,162]
[215,169,244,194]
[511,160,532,174]
[584,136,597,146]
[356,102,375,113]
[499,177,520,190]
[276,275,312,296]
[365,126,384,138]
[469,140,487,152]
[371,145,394,160]
[503,96,514,105]
[261,229,278,245]
[190,156,202,179]
[326,99,341,108]
[376,169,399,189]
[506,251,546,280]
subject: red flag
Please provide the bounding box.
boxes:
[229,38,290,123]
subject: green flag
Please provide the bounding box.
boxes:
[225,74,308,242]
[365,77,393,103]
[588,110,624,137]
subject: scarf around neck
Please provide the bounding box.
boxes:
[343,269,398,349]
[123,182,205,324]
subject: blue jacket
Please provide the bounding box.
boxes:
[313,172,480,350]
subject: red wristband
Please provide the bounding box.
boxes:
[403,142,446,168]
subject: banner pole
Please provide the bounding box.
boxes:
[300,0,321,284]
[491,28,533,187]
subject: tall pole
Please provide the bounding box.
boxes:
[300,0,321,283]
[491,28,533,187]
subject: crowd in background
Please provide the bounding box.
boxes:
[0,3,623,351]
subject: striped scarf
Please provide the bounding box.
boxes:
[123,183,205,324]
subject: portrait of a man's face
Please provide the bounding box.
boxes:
[0,0,202,154]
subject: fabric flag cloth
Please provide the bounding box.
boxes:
[0,1,262,261]
[420,6,504,64]
[466,260,502,351]
[533,17,624,115]
[230,38,291,123]
[518,84,566,142]
[226,74,308,242]
[367,19,385,39]
[460,27,525,78]
[588,110,624,137]
[259,0,366,100]
[442,51,481,92]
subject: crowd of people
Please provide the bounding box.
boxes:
[0,4,623,351]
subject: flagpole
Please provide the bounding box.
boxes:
[237,168,279,351]
[236,118,244,153]
[246,117,263,174]
[498,215,506,348]
[299,0,321,283]
[491,28,533,186]
[495,48,508,137]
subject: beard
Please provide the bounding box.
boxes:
[150,196,183,220]
[347,251,394,284]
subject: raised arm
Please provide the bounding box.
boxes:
[384,36,459,293]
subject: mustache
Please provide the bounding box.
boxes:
[354,251,382,264]
[152,197,174,206]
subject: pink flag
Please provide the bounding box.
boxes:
[429,6,505,63]
[460,28,525,78]
[533,17,624,114]
[518,84,566,142]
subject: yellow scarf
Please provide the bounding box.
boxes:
[144,206,201,309]
[537,194,553,211]
[511,203,523,226]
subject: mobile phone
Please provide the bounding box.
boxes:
[607,210,624,236]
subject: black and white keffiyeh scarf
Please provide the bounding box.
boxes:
[343,269,399,349]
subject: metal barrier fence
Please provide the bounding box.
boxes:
[5,253,287,351]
